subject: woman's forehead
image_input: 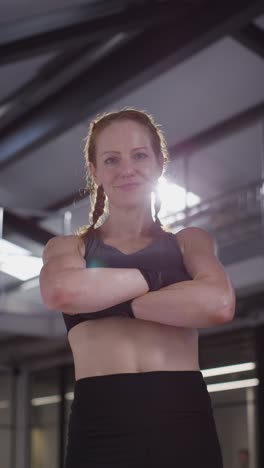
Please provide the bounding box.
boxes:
[96,120,151,149]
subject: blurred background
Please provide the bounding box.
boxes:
[0,1,264,467]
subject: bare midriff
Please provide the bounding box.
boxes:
[68,315,199,380]
[68,229,200,380]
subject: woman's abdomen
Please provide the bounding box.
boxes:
[68,316,200,379]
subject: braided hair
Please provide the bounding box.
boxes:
[75,108,171,240]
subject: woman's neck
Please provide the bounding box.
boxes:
[98,220,163,241]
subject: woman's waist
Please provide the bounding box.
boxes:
[69,323,199,379]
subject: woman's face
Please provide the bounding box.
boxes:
[89,120,163,206]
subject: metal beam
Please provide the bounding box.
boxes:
[3,210,56,244]
[0,1,204,132]
[0,40,105,108]
[0,0,154,64]
[233,23,264,59]
[0,34,133,130]
[0,1,195,65]
[0,312,66,340]
[0,0,263,170]
[169,101,264,157]
[0,332,68,367]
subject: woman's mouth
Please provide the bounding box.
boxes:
[117,183,140,190]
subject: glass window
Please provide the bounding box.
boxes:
[30,368,60,468]
[205,364,257,468]
[0,371,13,468]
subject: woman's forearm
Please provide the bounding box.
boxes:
[131,278,235,328]
[49,267,149,314]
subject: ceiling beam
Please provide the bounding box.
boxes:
[0,40,106,108]
[0,312,66,339]
[0,0,154,64]
[3,210,55,244]
[232,23,264,59]
[169,101,264,156]
[0,324,68,366]
[0,0,263,170]
[0,34,135,130]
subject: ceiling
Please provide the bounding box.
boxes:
[0,0,264,367]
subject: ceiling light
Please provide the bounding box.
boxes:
[207,378,259,393]
[202,362,256,378]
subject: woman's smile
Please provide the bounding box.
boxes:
[117,183,140,190]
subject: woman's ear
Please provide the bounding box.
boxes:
[158,152,164,170]
[158,159,164,180]
[88,162,100,186]
[88,161,95,176]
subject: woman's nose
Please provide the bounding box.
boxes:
[119,159,135,173]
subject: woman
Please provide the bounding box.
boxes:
[40,108,235,467]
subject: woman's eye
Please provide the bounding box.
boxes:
[104,153,147,164]
[105,157,116,164]
[136,152,147,159]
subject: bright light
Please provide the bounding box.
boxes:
[31,395,61,406]
[202,362,256,378]
[31,392,73,407]
[157,177,200,220]
[0,239,42,281]
[0,239,30,256]
[207,378,259,393]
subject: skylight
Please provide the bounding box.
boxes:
[0,238,42,281]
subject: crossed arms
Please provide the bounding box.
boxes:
[39,227,236,329]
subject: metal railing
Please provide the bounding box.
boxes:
[163,179,264,247]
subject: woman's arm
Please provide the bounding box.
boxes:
[132,227,236,328]
[40,235,148,314]
[131,277,234,328]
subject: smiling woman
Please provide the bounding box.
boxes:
[86,119,165,227]
[40,107,229,468]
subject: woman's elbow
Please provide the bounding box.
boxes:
[39,269,71,312]
[40,285,66,311]
[215,300,236,325]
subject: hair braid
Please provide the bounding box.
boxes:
[90,184,106,230]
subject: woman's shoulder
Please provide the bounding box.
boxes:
[174,226,214,257]
[43,234,84,263]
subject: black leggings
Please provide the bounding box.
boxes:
[65,370,223,467]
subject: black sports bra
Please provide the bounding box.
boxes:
[62,228,192,332]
